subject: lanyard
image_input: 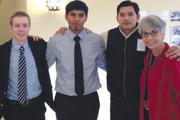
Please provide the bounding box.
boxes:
[144,52,154,100]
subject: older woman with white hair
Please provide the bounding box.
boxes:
[138,15,180,120]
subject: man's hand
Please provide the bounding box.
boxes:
[54,27,93,35]
[165,46,180,61]
[85,28,93,33]
[28,35,41,41]
[54,27,67,35]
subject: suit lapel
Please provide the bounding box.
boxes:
[3,40,12,88]
[5,40,12,66]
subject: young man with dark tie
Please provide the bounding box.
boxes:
[46,0,106,120]
[0,11,54,120]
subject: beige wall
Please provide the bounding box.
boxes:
[0,0,26,45]
[1,0,180,43]
[27,0,119,40]
[0,0,14,45]
[27,0,180,42]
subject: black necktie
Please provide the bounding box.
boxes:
[74,36,84,95]
[18,46,27,104]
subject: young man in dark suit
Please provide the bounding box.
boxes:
[0,11,54,120]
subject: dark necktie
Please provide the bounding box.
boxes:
[18,46,27,104]
[74,36,84,95]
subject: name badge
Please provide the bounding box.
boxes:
[137,39,145,52]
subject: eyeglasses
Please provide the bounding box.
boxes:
[141,30,159,38]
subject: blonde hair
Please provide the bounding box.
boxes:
[9,11,31,26]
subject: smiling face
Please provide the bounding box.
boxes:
[65,10,87,35]
[142,25,164,51]
[117,6,140,34]
[10,16,30,45]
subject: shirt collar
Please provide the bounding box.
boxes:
[12,39,29,51]
[66,28,87,41]
[119,23,139,39]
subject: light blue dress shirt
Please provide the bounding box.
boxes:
[7,39,42,100]
[46,29,106,96]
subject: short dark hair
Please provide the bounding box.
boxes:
[10,11,31,26]
[116,1,139,16]
[65,0,88,15]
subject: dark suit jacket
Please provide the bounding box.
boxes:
[0,37,54,118]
